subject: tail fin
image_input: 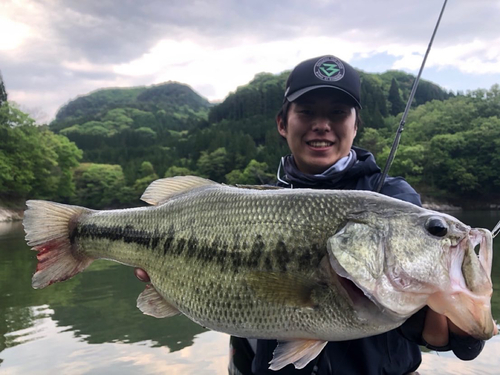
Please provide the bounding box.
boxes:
[23,200,95,289]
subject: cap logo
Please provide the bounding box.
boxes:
[314,56,345,82]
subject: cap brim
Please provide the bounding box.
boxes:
[286,85,362,108]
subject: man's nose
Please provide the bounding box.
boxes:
[312,117,331,132]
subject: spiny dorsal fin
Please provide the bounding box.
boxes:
[141,176,219,205]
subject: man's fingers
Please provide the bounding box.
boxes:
[134,268,151,282]
[423,309,449,347]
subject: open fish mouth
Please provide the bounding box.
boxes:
[329,223,497,339]
[470,228,493,280]
[428,228,497,340]
[329,257,408,324]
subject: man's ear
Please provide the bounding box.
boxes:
[276,115,287,137]
[353,109,358,138]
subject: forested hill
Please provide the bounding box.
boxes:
[3,66,499,210]
[209,70,452,129]
[51,81,211,132]
[43,69,462,206]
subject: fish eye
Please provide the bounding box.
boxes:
[425,217,448,237]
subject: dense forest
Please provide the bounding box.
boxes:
[1,67,499,209]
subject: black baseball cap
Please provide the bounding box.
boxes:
[283,55,362,108]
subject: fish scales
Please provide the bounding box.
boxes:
[23,176,497,369]
[70,186,381,339]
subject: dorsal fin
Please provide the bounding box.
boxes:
[141,176,219,205]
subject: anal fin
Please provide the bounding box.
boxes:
[137,285,180,318]
[269,339,328,371]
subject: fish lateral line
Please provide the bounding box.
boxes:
[75,222,162,249]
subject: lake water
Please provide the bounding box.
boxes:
[1,211,500,375]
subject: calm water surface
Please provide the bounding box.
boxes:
[1,211,500,375]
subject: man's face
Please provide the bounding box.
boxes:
[277,89,358,175]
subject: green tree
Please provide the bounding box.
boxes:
[242,160,274,184]
[356,128,387,159]
[225,170,246,185]
[139,161,155,177]
[380,144,426,187]
[72,163,129,208]
[426,133,478,195]
[0,103,82,199]
[164,166,196,177]
[359,74,387,129]
[225,160,273,185]
[0,71,7,106]
[103,108,134,127]
[133,161,159,197]
[197,147,230,182]
[423,115,500,197]
[388,78,405,115]
[134,127,157,145]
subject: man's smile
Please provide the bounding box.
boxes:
[306,140,334,148]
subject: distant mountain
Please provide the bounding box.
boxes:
[50,81,211,132]
[46,68,456,189]
[208,69,453,130]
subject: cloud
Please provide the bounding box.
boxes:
[1,0,499,121]
[0,16,30,51]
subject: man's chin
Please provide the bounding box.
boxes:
[302,156,340,174]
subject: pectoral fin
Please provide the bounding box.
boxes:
[269,339,328,370]
[137,285,180,318]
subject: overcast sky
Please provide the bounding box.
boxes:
[1,0,499,122]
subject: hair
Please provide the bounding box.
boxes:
[276,100,362,130]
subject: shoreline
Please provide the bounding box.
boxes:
[421,202,462,212]
[0,207,24,222]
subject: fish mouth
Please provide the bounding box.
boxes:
[427,292,497,340]
[330,258,405,323]
[337,274,369,305]
[427,228,497,340]
[329,227,498,338]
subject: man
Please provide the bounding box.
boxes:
[227,55,484,374]
[135,55,485,374]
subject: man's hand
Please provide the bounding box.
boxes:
[422,308,468,347]
[134,268,150,282]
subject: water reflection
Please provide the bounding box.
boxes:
[49,262,207,350]
[419,339,500,375]
[1,211,500,374]
[0,222,207,352]
[2,309,229,375]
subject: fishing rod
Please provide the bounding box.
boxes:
[375,0,448,193]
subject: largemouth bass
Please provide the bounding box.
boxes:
[23,176,497,370]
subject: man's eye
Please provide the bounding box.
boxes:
[332,109,346,115]
[299,110,313,115]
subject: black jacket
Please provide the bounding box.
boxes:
[229,147,484,375]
